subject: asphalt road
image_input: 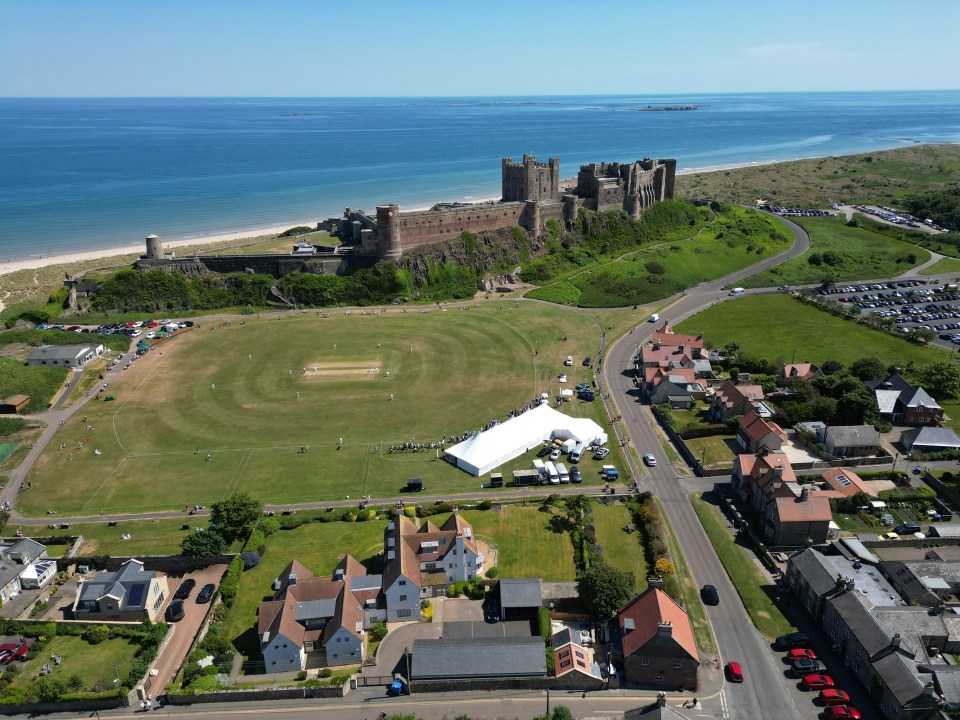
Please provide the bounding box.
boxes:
[602,215,812,720]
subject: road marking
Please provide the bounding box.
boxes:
[720,689,729,718]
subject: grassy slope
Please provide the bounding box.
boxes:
[22,304,630,515]
[743,215,930,287]
[692,493,794,640]
[675,294,948,367]
[674,143,960,209]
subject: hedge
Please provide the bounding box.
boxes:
[219,556,244,608]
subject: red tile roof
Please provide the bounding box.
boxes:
[820,468,876,498]
[774,494,832,523]
[618,587,698,661]
[782,363,820,381]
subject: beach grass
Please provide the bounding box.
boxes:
[675,293,949,367]
[21,302,630,516]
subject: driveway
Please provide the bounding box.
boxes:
[441,597,483,623]
[368,619,441,679]
[149,563,227,694]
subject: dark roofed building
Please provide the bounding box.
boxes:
[0,394,30,414]
[868,373,944,427]
[824,425,881,458]
[498,577,542,620]
[71,558,168,622]
[411,636,547,681]
[901,426,960,454]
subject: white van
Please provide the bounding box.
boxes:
[556,462,570,484]
[649,313,660,322]
[544,461,560,484]
[532,459,546,481]
[729,287,745,296]
[570,442,584,463]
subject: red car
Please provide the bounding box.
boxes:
[824,706,861,720]
[0,642,28,664]
[819,689,851,706]
[786,648,817,662]
[725,661,744,683]
[801,674,835,690]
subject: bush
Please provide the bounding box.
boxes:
[538,607,551,641]
[219,556,244,608]
[258,516,280,536]
[243,529,266,554]
[878,486,936,502]
[370,622,388,641]
[485,565,499,579]
[319,667,333,678]
[476,500,492,511]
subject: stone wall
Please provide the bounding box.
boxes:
[137,255,361,278]
[0,697,126,716]
[397,202,526,249]
[165,680,349,705]
[57,554,233,576]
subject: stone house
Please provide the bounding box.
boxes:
[71,558,168,622]
[824,425,881,458]
[735,410,786,453]
[708,380,771,422]
[617,586,699,690]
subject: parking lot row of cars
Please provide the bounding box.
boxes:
[37,319,194,338]
[849,204,952,233]
[166,578,217,622]
[773,633,861,718]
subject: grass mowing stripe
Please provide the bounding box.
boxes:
[691,492,794,641]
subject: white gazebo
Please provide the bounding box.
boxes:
[445,403,607,476]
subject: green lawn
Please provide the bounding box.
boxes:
[743,215,930,288]
[590,501,647,590]
[8,635,138,693]
[941,400,960,432]
[68,517,208,556]
[692,493,794,640]
[920,257,960,277]
[675,293,948,368]
[683,435,737,469]
[23,303,620,516]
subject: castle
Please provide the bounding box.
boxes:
[126,154,675,284]
[321,155,676,260]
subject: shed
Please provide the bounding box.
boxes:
[0,395,30,414]
[497,577,543,620]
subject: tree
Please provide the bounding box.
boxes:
[850,357,886,381]
[835,386,880,426]
[32,676,65,703]
[917,361,960,399]
[211,491,263,544]
[578,561,635,619]
[180,528,228,558]
[654,558,676,577]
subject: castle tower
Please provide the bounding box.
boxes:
[144,234,164,259]
[524,200,542,239]
[501,155,560,203]
[562,194,579,228]
[624,193,642,220]
[657,159,677,199]
[375,205,402,260]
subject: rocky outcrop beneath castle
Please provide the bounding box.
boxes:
[136,253,370,278]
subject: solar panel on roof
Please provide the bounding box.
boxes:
[126,583,146,607]
[836,474,853,487]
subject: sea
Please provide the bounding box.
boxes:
[1,91,960,263]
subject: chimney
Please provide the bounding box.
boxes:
[800,487,810,502]
[647,576,663,589]
[657,621,673,638]
[892,633,901,649]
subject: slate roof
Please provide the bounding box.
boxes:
[825,425,880,448]
[27,344,95,362]
[933,666,960,707]
[903,386,941,410]
[618,587,698,661]
[876,389,901,415]
[872,652,929,706]
[499,577,542,609]
[827,591,893,657]
[789,548,840,597]
[903,426,960,450]
[76,559,157,612]
[411,636,547,680]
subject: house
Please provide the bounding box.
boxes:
[708,380,771,422]
[768,489,833,546]
[26,344,103,368]
[552,627,603,683]
[824,425,880,458]
[880,560,960,607]
[779,363,822,382]
[820,468,877,498]
[411,636,547,681]
[617,585,699,690]
[0,395,30,414]
[796,420,827,444]
[497,577,542,621]
[647,369,706,409]
[868,373,944,427]
[0,538,52,604]
[382,509,483,621]
[735,410,786,453]
[257,556,377,672]
[72,559,168,622]
[637,325,707,407]
[732,449,797,514]
[901,426,960,454]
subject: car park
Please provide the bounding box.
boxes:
[174,578,196,599]
[643,453,656,467]
[700,584,719,605]
[196,583,216,603]
[725,661,744,683]
[166,600,185,622]
[824,706,861,719]
[801,674,835,690]
[775,632,811,650]
[819,689,851,706]
[791,659,827,676]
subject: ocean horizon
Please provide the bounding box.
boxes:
[2,90,960,263]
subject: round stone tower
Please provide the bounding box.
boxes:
[145,234,164,259]
[625,193,642,220]
[375,205,402,260]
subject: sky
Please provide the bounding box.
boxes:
[2,0,959,97]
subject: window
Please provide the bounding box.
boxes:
[399,580,407,586]
[399,595,408,601]
[397,609,412,618]
[675,659,683,669]
[641,657,649,666]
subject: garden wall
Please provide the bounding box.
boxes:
[0,697,126,716]
[165,679,350,705]
[58,554,234,575]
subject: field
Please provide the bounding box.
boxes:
[23,303,629,516]
[675,294,947,368]
[920,257,960,277]
[743,215,929,288]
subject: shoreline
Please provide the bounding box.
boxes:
[0,145,938,281]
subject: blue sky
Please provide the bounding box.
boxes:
[2,0,958,96]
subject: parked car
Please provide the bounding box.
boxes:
[819,689,851,706]
[578,390,595,401]
[582,357,592,367]
[174,578,196,600]
[196,583,216,603]
[570,466,582,483]
[775,632,811,650]
[725,661,743,683]
[824,707,861,720]
[593,447,610,460]
[785,648,817,662]
[549,448,562,461]
[537,446,553,458]
[801,674,835,690]
[700,584,719,605]
[166,600,185,622]
[894,522,920,534]
[643,453,657,467]
[792,659,827,676]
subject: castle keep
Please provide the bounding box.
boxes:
[133,154,675,279]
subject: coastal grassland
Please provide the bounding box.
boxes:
[675,294,948,367]
[0,360,68,413]
[920,257,960,276]
[464,506,576,581]
[530,205,790,307]
[742,215,930,287]
[591,501,647,590]
[692,492,794,640]
[674,143,960,209]
[21,303,621,515]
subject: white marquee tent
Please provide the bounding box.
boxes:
[445,403,607,476]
